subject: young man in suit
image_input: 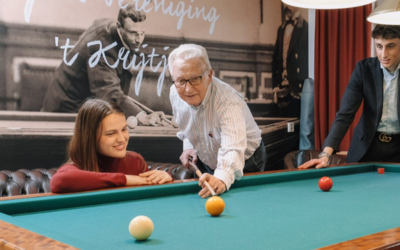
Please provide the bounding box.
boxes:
[300,25,400,169]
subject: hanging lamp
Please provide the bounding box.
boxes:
[367,0,400,24]
[281,0,376,9]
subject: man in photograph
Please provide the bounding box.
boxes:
[272,3,308,117]
[42,4,164,126]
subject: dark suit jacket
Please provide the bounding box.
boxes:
[41,19,142,117]
[323,57,398,163]
[272,15,309,94]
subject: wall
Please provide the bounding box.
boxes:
[0,0,309,168]
[0,0,285,44]
[0,1,309,112]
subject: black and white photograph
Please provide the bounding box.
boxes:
[0,0,308,170]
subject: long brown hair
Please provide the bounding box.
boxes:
[67,98,125,172]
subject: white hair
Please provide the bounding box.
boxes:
[168,44,212,75]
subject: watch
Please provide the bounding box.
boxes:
[318,152,331,165]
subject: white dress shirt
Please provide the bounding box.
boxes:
[170,76,262,190]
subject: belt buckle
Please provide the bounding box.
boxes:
[379,133,392,142]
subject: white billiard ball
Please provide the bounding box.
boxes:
[129,215,154,240]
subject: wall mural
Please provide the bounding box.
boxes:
[0,0,309,170]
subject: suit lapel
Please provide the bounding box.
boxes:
[277,27,284,60]
[397,73,400,123]
[373,59,384,122]
[287,17,303,56]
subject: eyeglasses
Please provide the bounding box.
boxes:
[173,69,209,88]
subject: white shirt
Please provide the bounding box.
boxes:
[377,62,400,134]
[170,76,262,190]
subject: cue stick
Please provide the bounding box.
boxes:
[188,160,216,196]
[127,96,173,125]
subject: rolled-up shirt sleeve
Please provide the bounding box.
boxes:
[213,102,247,190]
[177,131,195,150]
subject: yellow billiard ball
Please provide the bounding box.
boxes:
[129,215,154,240]
[205,196,225,216]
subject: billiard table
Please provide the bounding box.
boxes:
[1,163,400,250]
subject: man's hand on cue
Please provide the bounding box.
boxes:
[180,149,197,168]
[198,173,226,198]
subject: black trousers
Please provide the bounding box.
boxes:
[196,141,267,175]
[360,132,400,163]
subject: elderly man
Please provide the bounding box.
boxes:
[168,44,267,198]
[42,5,164,126]
[300,25,400,169]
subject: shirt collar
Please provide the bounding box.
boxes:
[117,26,130,50]
[282,11,301,28]
[380,61,400,77]
[286,11,300,21]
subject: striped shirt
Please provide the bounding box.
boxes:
[170,76,262,190]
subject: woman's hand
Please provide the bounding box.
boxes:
[125,175,152,186]
[139,170,173,184]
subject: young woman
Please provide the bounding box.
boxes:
[50,99,172,193]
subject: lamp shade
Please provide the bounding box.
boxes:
[367,0,400,24]
[282,0,376,9]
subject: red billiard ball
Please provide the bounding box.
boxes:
[319,176,333,192]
